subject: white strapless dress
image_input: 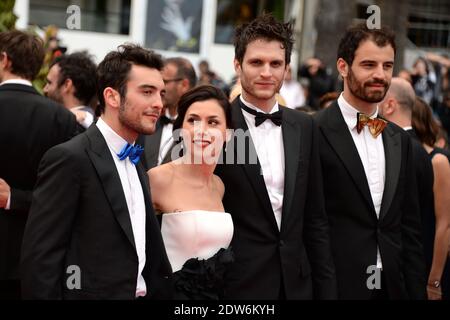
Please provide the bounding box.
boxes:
[161,210,234,272]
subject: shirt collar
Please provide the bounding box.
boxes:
[96,117,132,156]
[165,108,177,120]
[338,93,379,131]
[0,79,33,86]
[239,95,279,115]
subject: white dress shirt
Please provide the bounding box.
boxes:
[2,79,33,210]
[158,109,177,165]
[338,93,385,269]
[240,95,285,230]
[96,118,147,297]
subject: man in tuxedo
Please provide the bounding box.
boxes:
[44,51,97,131]
[0,30,78,299]
[215,14,337,299]
[21,44,172,299]
[139,57,196,169]
[315,24,426,299]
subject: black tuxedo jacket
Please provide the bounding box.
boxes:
[0,83,77,281]
[314,102,426,299]
[215,98,337,300]
[21,125,172,299]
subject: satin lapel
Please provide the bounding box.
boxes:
[143,121,164,168]
[231,99,279,232]
[321,103,376,215]
[379,124,401,220]
[280,109,301,232]
[85,125,136,251]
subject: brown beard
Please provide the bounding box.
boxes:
[347,67,389,103]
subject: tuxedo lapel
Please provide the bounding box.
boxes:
[85,125,136,251]
[231,99,278,232]
[379,124,401,220]
[321,103,376,215]
[280,109,301,231]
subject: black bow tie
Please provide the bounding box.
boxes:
[239,101,283,127]
[160,115,175,125]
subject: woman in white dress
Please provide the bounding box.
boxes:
[148,85,234,300]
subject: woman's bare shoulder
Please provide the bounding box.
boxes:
[148,162,175,189]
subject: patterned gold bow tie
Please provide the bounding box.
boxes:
[356,113,387,138]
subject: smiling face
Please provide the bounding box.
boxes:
[118,64,165,136]
[338,39,394,110]
[234,39,287,112]
[181,99,228,164]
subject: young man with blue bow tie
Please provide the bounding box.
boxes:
[21,44,173,300]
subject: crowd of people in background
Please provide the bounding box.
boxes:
[0,13,449,301]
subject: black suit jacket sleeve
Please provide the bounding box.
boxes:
[9,188,32,213]
[401,137,427,299]
[21,144,81,299]
[303,118,338,299]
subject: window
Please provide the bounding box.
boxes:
[29,0,131,35]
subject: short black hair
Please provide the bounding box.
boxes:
[337,23,396,66]
[234,13,294,65]
[51,52,97,105]
[0,30,44,80]
[173,84,233,133]
[96,44,164,114]
[165,57,197,89]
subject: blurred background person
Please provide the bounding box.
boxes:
[412,96,450,300]
[279,65,306,109]
[43,51,97,131]
[0,30,77,299]
[298,57,335,110]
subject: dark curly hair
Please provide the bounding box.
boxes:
[51,52,97,106]
[234,13,294,65]
[96,43,164,114]
[337,23,396,66]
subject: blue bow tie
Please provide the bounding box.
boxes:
[117,143,144,165]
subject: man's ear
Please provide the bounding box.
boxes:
[337,58,349,78]
[385,98,397,115]
[103,87,121,110]
[62,78,73,94]
[234,59,242,77]
[0,52,11,70]
[180,78,190,92]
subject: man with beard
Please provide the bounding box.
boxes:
[21,44,172,299]
[314,23,426,299]
[215,13,337,299]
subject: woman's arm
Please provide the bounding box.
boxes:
[428,154,450,299]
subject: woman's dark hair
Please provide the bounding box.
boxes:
[173,85,233,132]
[412,96,440,147]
